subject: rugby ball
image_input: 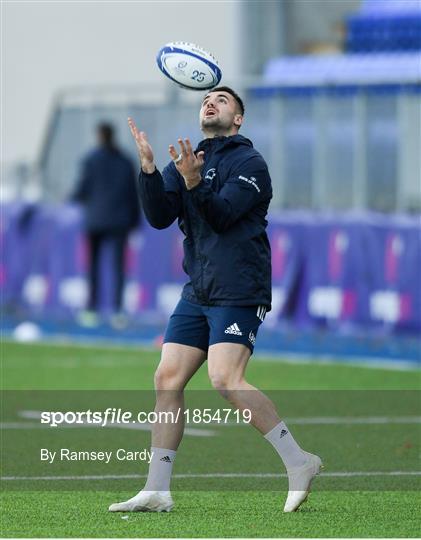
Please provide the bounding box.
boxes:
[156,41,221,91]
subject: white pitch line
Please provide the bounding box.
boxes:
[9,411,216,437]
[270,416,421,425]
[211,416,421,426]
[13,410,421,427]
[0,422,215,437]
[1,471,420,481]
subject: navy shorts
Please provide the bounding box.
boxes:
[163,299,267,354]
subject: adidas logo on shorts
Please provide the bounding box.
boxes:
[224,323,243,336]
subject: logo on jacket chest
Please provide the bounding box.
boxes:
[204,168,217,183]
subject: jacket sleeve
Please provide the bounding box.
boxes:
[189,156,271,233]
[138,163,182,229]
[70,157,91,202]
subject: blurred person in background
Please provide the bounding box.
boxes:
[71,122,140,328]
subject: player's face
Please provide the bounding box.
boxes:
[200,91,242,135]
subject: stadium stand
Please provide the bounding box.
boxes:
[2,0,420,364]
[347,0,421,53]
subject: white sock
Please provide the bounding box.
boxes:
[143,447,176,492]
[264,421,306,471]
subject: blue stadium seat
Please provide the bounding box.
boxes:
[346,2,421,53]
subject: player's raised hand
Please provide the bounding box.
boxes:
[128,117,156,174]
[169,138,204,190]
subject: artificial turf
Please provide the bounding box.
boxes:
[1,341,420,537]
[1,491,420,537]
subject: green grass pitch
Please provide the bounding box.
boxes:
[1,340,420,538]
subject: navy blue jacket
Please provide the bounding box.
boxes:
[139,135,272,309]
[73,147,140,233]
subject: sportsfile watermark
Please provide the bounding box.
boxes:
[40,407,252,428]
[1,390,420,491]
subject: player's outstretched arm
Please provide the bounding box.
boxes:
[128,118,156,173]
[128,118,181,229]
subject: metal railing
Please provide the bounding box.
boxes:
[36,81,421,213]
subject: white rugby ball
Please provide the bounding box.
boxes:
[156,41,221,91]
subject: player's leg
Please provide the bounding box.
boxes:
[109,343,206,512]
[111,230,128,313]
[78,231,102,327]
[109,231,130,329]
[207,305,281,433]
[149,342,207,455]
[207,342,280,433]
[87,231,101,312]
[109,300,208,512]
[208,342,322,512]
[207,307,322,512]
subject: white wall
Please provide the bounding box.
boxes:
[285,0,360,54]
[2,0,240,164]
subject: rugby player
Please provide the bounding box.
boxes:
[109,87,322,514]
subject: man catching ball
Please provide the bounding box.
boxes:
[109,86,322,514]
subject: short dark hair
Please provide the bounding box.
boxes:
[206,86,245,115]
[97,122,115,147]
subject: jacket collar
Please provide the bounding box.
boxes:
[196,134,253,154]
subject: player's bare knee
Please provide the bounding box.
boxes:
[208,369,242,397]
[154,366,183,391]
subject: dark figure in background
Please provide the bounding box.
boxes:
[72,123,140,326]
